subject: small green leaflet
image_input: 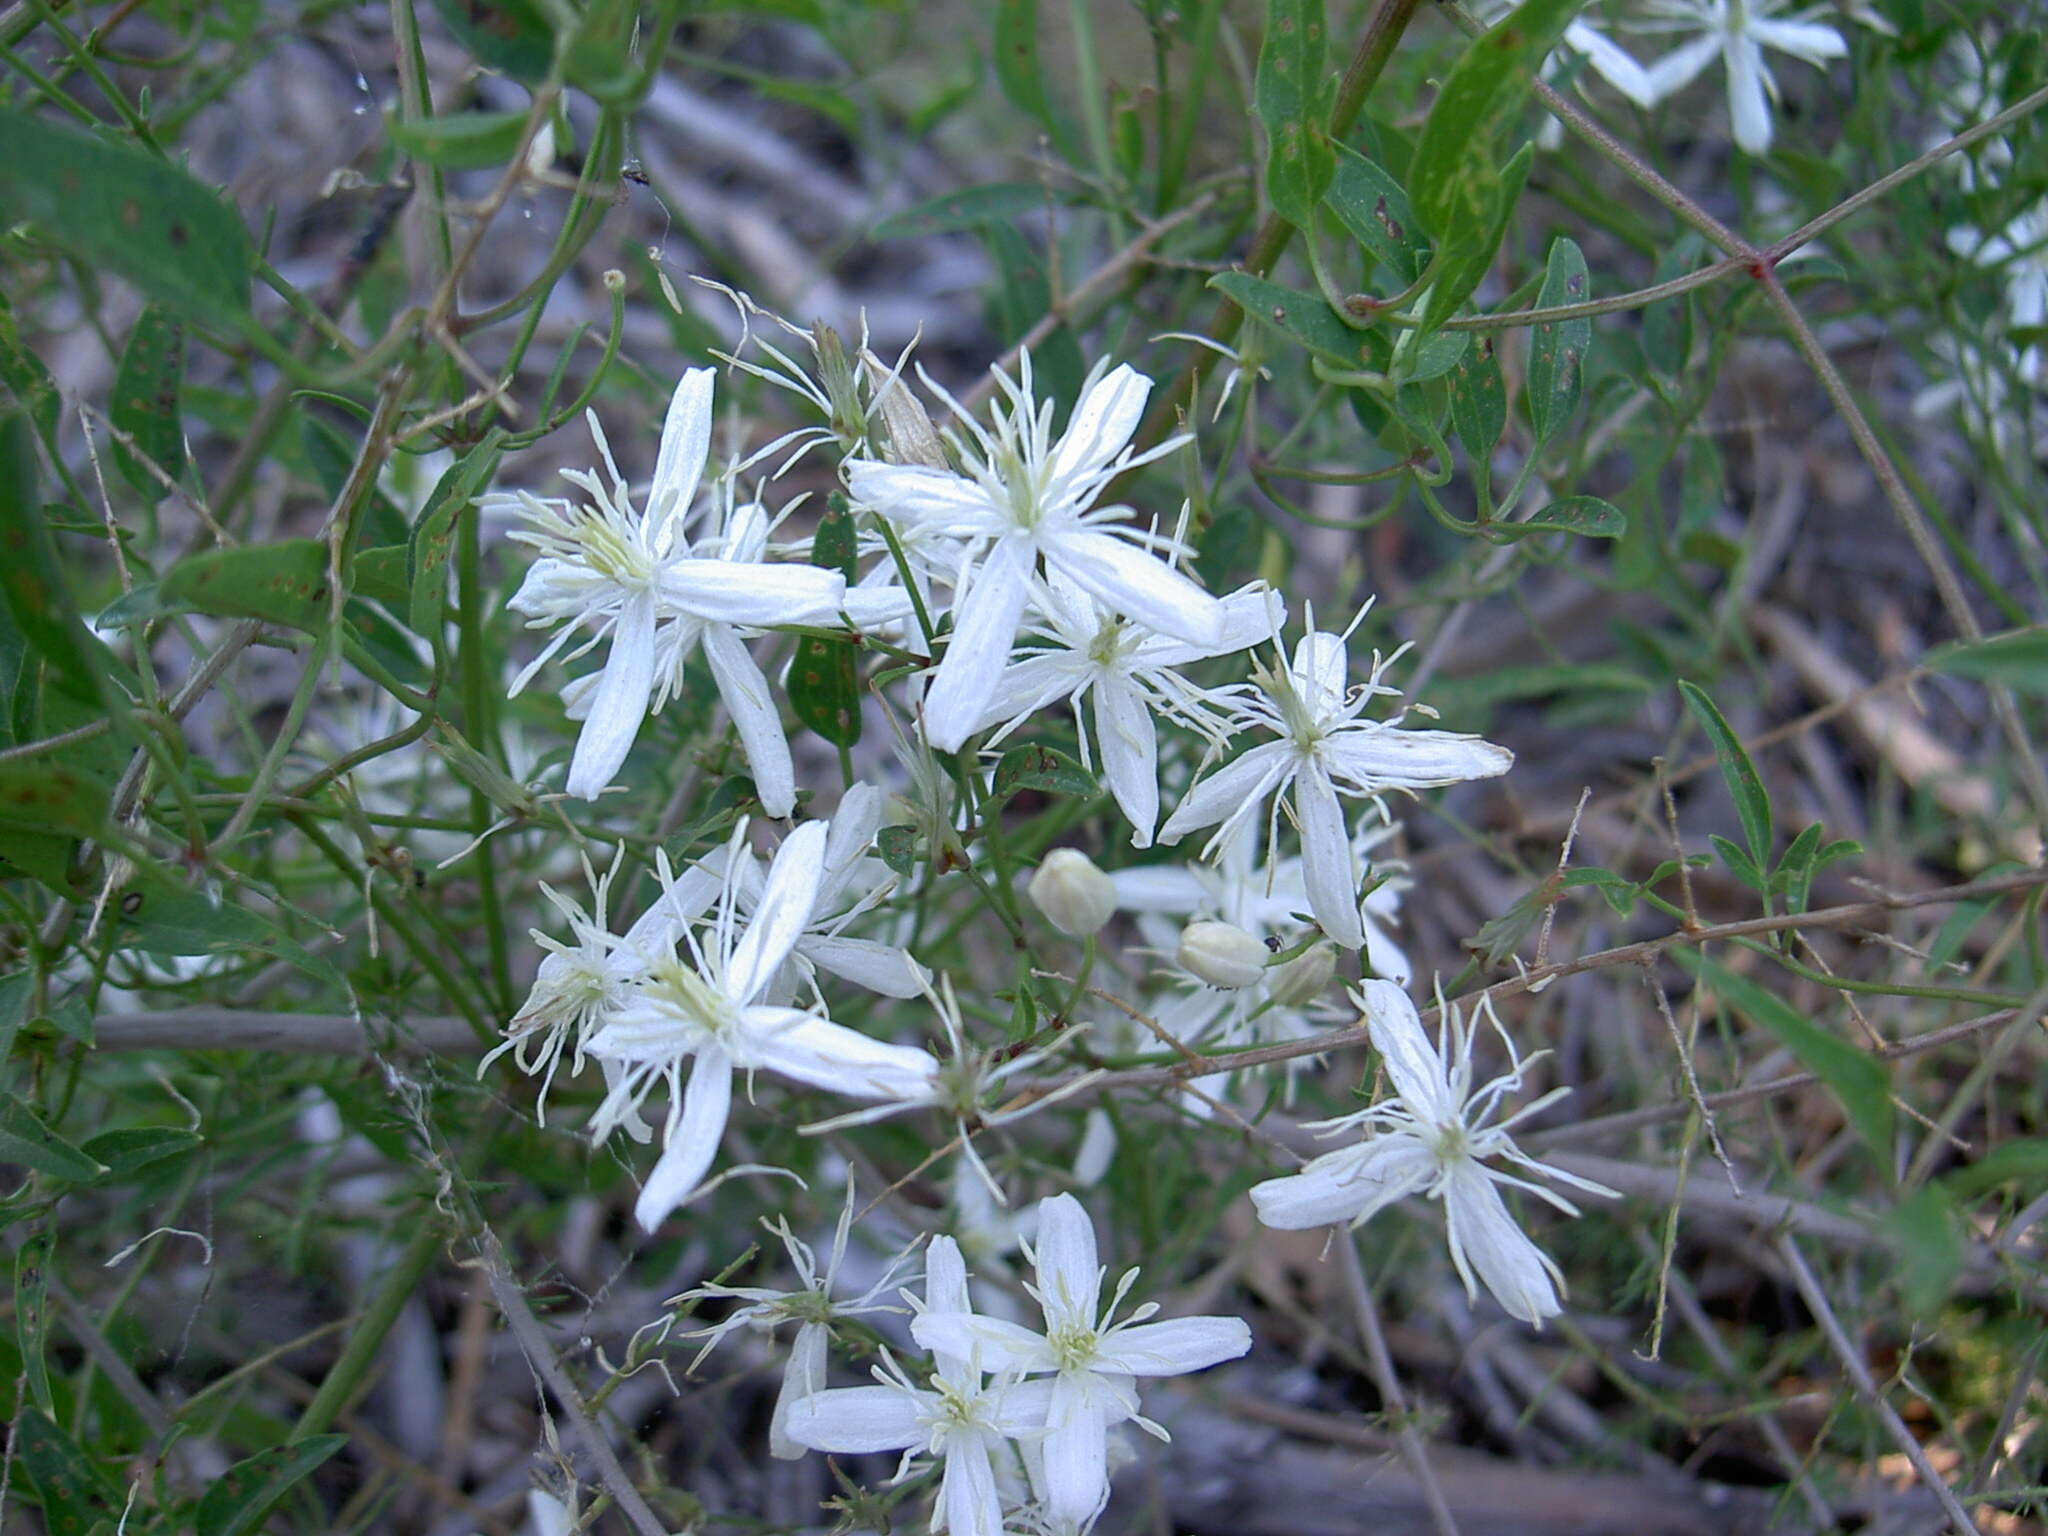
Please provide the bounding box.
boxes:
[1449,335,1506,454]
[1255,0,1334,228]
[787,504,862,748]
[1324,145,1428,286]
[0,108,251,329]
[432,0,555,82]
[874,183,1049,240]
[1678,679,1773,870]
[0,1092,109,1181]
[1526,237,1591,444]
[160,539,333,630]
[14,1228,52,1412]
[15,1410,120,1536]
[1926,627,2048,692]
[992,743,1097,800]
[195,1436,349,1536]
[408,433,504,636]
[994,0,1076,157]
[1417,142,1532,335]
[1681,954,1893,1163]
[0,413,110,706]
[1488,495,1625,542]
[111,307,189,497]
[388,109,532,170]
[1208,271,1371,365]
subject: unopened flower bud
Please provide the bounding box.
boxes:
[1178,921,1267,989]
[1267,941,1337,1007]
[1029,848,1115,938]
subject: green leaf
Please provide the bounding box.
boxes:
[1708,832,1766,894]
[110,306,189,498]
[1408,0,1578,241]
[1883,1185,1963,1316]
[1256,0,1333,228]
[1939,1137,2048,1201]
[787,505,861,749]
[0,756,109,837]
[0,108,251,328]
[994,0,1074,156]
[0,304,59,442]
[1399,328,1469,385]
[1678,679,1773,869]
[1926,627,2048,691]
[432,0,556,81]
[1683,955,1894,1161]
[353,545,410,609]
[160,539,333,630]
[873,183,1049,240]
[14,1228,51,1413]
[15,1410,119,1536]
[1559,866,1639,915]
[388,108,530,170]
[992,743,1097,800]
[1526,237,1591,444]
[195,1436,348,1536]
[1416,141,1532,333]
[408,434,503,637]
[81,1126,202,1181]
[0,413,109,706]
[1324,144,1428,285]
[1488,494,1626,541]
[0,1092,108,1181]
[875,824,917,877]
[1208,271,1370,365]
[113,871,342,990]
[1640,233,1702,377]
[1449,334,1506,454]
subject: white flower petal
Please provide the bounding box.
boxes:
[1642,32,1723,101]
[1295,765,1363,949]
[1357,979,1454,1116]
[1748,17,1846,65]
[649,368,714,527]
[566,590,657,800]
[769,1322,829,1459]
[1051,530,1224,648]
[1094,1316,1251,1377]
[1093,679,1161,846]
[635,1050,732,1230]
[1442,1159,1564,1326]
[799,934,929,998]
[1726,35,1774,154]
[1158,742,1292,845]
[783,1385,926,1454]
[1033,1193,1101,1323]
[741,1009,938,1099]
[1325,726,1513,793]
[847,460,1003,535]
[924,536,1036,752]
[939,1432,1005,1536]
[925,1234,971,1316]
[912,1312,1053,1376]
[1248,1135,1436,1229]
[1040,1374,1111,1529]
[702,624,796,819]
[1565,20,1657,107]
[1048,363,1150,487]
[726,821,828,1003]
[661,561,846,627]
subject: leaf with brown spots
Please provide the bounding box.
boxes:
[160,538,333,631]
[110,306,188,498]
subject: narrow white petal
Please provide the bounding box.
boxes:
[1033,1193,1101,1322]
[662,561,846,627]
[703,624,796,818]
[912,1312,1052,1376]
[1443,1160,1563,1326]
[1295,765,1363,949]
[1357,981,1455,1120]
[822,782,883,889]
[1747,17,1846,65]
[566,591,657,800]
[1048,363,1150,486]
[1041,1375,1111,1528]
[741,1009,938,1099]
[1094,680,1160,846]
[1248,1136,1436,1229]
[1157,743,1292,845]
[1107,865,1207,914]
[940,1433,1005,1536]
[847,460,1003,533]
[1726,37,1774,154]
[649,368,714,526]
[726,821,828,1002]
[783,1385,926,1454]
[1642,33,1723,101]
[924,537,1035,753]
[1094,1316,1251,1376]
[1293,631,1351,716]
[799,935,929,998]
[925,1234,971,1316]
[1325,725,1513,792]
[1051,530,1224,647]
[770,1322,830,1459]
[1565,21,1658,107]
[972,651,1088,736]
[635,1051,731,1230]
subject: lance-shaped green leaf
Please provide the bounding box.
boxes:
[388,108,532,170]
[1679,679,1773,869]
[0,413,109,706]
[1208,271,1373,365]
[1926,627,2048,691]
[992,743,1097,800]
[1681,955,1894,1162]
[433,0,556,81]
[1256,0,1334,228]
[1416,141,1532,334]
[160,539,333,630]
[110,306,189,497]
[0,301,60,443]
[408,433,503,636]
[0,1092,108,1181]
[14,1229,52,1413]
[195,1437,349,1536]
[0,108,251,328]
[1450,334,1506,454]
[994,0,1076,156]
[788,504,862,748]
[1526,236,1591,444]
[16,1410,119,1536]
[1488,494,1626,541]
[1325,144,1429,286]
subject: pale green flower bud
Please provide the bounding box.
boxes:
[1029,848,1116,938]
[1267,940,1337,1007]
[1177,920,1268,990]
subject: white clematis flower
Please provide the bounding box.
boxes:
[785,1236,1051,1536]
[1636,0,1849,155]
[846,352,1228,753]
[911,1193,1251,1528]
[496,369,850,807]
[1157,616,1510,951]
[1249,980,1615,1328]
[584,819,939,1230]
[972,573,1281,846]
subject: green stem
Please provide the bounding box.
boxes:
[292,1216,446,1439]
